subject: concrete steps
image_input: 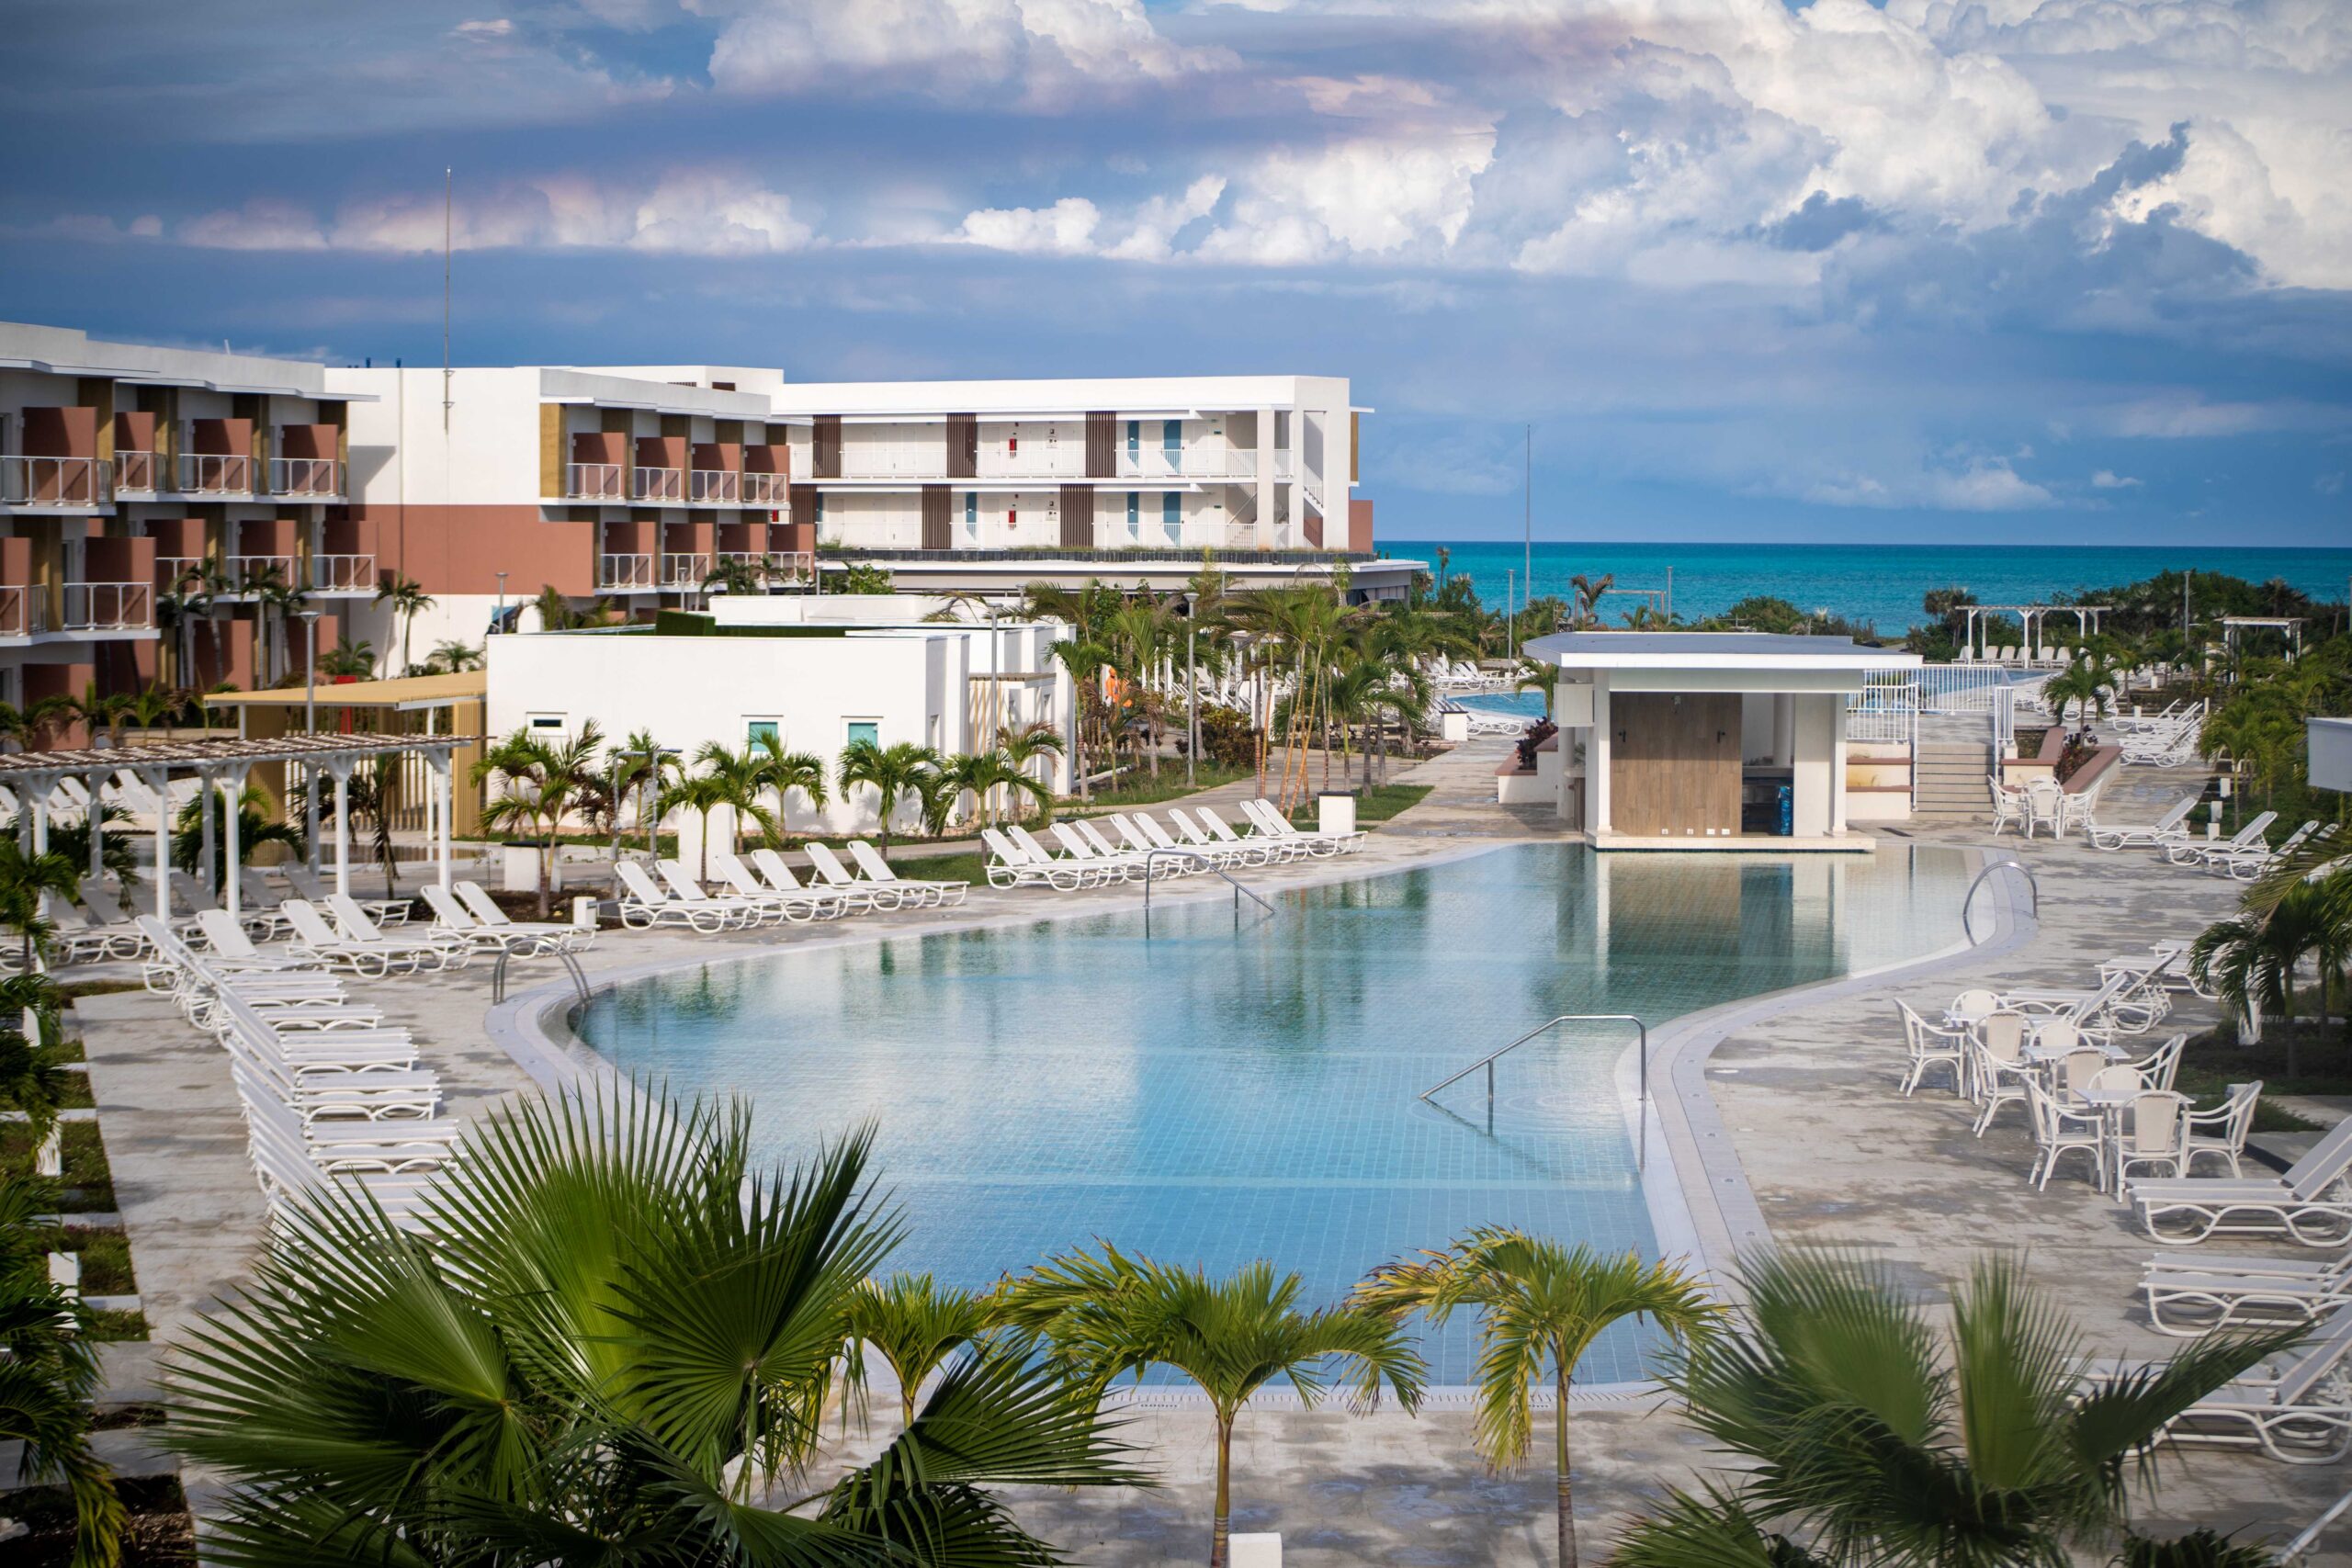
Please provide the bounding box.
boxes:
[1913,741,1991,820]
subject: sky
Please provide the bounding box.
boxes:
[3,0,2348,547]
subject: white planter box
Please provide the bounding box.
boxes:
[1317,793,1356,838]
[502,843,559,893]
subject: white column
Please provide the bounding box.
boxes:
[432,754,453,891]
[85,775,105,881]
[29,783,48,855]
[143,768,171,922]
[197,772,216,891]
[1254,405,1276,549]
[1831,697,1849,836]
[1589,677,1612,836]
[220,772,244,919]
[331,762,352,897]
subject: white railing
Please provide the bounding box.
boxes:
[311,553,376,592]
[62,581,153,632]
[177,454,254,494]
[1113,446,1262,481]
[687,469,739,503]
[228,554,296,591]
[598,552,654,591]
[660,552,711,588]
[0,585,31,637]
[565,463,625,500]
[0,456,110,506]
[741,471,788,504]
[714,550,817,584]
[633,467,684,502]
[268,457,343,497]
[1846,675,1920,745]
[155,556,203,591]
[1917,662,2053,715]
[112,450,163,494]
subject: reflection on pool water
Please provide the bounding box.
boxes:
[573,842,1973,1382]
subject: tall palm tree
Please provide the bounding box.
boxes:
[1609,1250,2305,1568]
[0,1170,121,1567]
[0,838,81,973]
[192,555,233,689]
[838,738,939,854]
[753,735,828,842]
[162,1086,1143,1564]
[248,564,306,686]
[1514,658,1561,721]
[2043,653,2118,739]
[1047,637,1116,801]
[470,721,606,916]
[169,784,306,889]
[2190,875,2352,1068]
[845,1273,1000,1431]
[1000,1243,1425,1568]
[1353,1232,1717,1568]
[288,760,405,899]
[691,741,786,863]
[1566,573,1614,630]
[371,573,433,677]
[998,722,1066,820]
[665,771,735,885]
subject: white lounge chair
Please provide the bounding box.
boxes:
[745,848,857,917]
[2142,1247,2352,1338]
[2168,811,2278,867]
[1050,822,1141,881]
[979,828,1085,890]
[235,869,300,941]
[327,896,469,970]
[2151,1310,2352,1463]
[281,900,432,977]
[2086,795,2198,852]
[613,859,744,932]
[846,840,967,907]
[2133,1120,2352,1247]
[799,842,903,911]
[454,881,595,952]
[1193,806,1305,863]
[1169,807,1271,868]
[421,885,565,957]
[1011,825,1114,885]
[653,859,773,927]
[39,888,144,964]
[284,865,412,927]
[703,849,833,923]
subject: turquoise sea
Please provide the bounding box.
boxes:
[1385,541,2352,637]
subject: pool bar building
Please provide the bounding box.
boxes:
[1523,631,1921,852]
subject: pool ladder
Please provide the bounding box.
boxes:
[1139,848,1275,933]
[1961,858,2039,944]
[1420,1014,1652,1169]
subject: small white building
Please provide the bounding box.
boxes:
[485,593,1074,837]
[2312,716,2352,794]
[1521,631,1921,852]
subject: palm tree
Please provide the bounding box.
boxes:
[664,771,734,885]
[248,564,306,686]
[162,1085,1143,1563]
[0,1170,121,1566]
[1047,637,1116,800]
[470,722,606,916]
[846,1272,1000,1431]
[752,735,829,841]
[1353,1232,1716,1568]
[690,741,785,867]
[1566,573,1614,630]
[998,722,1066,821]
[698,556,771,598]
[43,804,139,883]
[370,573,433,677]
[169,785,305,887]
[2191,875,2352,1068]
[838,738,939,854]
[2043,653,2117,739]
[0,973,74,1155]
[288,761,405,899]
[0,838,81,973]
[1610,1249,2305,1568]
[1000,1243,1425,1567]
[423,638,484,674]
[191,554,233,689]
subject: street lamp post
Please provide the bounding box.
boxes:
[1186,601,1197,788]
[296,606,324,873]
[495,570,509,634]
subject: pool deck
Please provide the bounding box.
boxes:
[65,739,2352,1562]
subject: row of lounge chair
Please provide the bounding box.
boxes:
[981,801,1362,890]
[613,841,967,932]
[16,863,415,971]
[2090,800,2337,882]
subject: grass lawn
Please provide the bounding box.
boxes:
[62,1224,137,1294]
[1063,761,1253,814]
[886,850,986,887]
[1285,783,1434,828]
[0,1121,118,1211]
[2177,1021,2351,1131]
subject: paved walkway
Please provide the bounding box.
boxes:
[64,741,2352,1562]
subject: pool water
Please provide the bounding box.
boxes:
[1456,690,1547,718]
[574,842,1972,1382]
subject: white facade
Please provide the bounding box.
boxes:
[485,595,1075,837]
[2312,716,2352,794]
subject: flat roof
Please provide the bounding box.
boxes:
[1525,630,1921,671]
[203,671,486,709]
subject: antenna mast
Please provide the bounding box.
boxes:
[442,167,453,432]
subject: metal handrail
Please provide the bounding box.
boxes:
[1138,847,1273,927]
[1420,1013,1652,1168]
[1961,858,2038,944]
[2279,1486,2352,1564]
[490,943,591,1006]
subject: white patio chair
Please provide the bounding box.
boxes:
[2116,1091,2192,1185]
[2183,1081,2262,1178]
[326,895,469,970]
[1988,776,2026,837]
[654,859,777,926]
[1950,988,2002,1026]
[2027,1080,2106,1190]
[707,849,835,923]
[2153,1310,2352,1463]
[2087,795,2199,852]
[2022,778,2064,840]
[2120,1032,2187,1092]
[281,900,425,978]
[746,848,857,917]
[284,865,412,926]
[1010,825,1117,885]
[979,827,1083,890]
[1895,1001,1967,1098]
[2167,810,2277,867]
[1970,1013,2035,1137]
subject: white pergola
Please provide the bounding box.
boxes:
[2221,616,2306,661]
[0,733,469,925]
[1958,604,2109,659]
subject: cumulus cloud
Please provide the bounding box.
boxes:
[2091,469,2143,489]
[699,0,1233,108]
[953,197,1102,255]
[177,169,812,256]
[1802,454,2057,513]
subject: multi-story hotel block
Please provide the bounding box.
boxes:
[0,320,1412,748]
[0,321,371,739]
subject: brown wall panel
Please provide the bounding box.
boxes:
[1084,412,1114,478]
[1610,692,1740,838]
[348,504,596,596]
[810,415,842,479]
[1057,484,1092,549]
[1348,499,1374,553]
[945,413,978,479]
[920,484,951,550]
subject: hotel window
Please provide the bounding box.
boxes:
[746,719,780,751]
[1126,492,1139,534]
[964,491,978,533]
[527,713,567,733]
[1163,420,1181,460]
[1125,420,1139,463]
[1162,492,1180,530]
[845,720,879,749]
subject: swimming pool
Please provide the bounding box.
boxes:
[573,842,1973,1382]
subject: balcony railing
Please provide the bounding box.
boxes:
[155,556,203,592]
[62,581,154,632]
[633,467,684,502]
[269,457,344,498]
[311,553,377,592]
[687,469,739,504]
[597,552,654,591]
[714,549,817,585]
[0,456,111,507]
[178,454,254,495]
[113,450,163,495]
[661,552,711,588]
[741,471,788,504]
[565,463,625,500]
[1112,447,1262,481]
[228,554,297,591]
[0,585,32,637]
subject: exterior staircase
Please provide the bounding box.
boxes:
[1912,740,1992,822]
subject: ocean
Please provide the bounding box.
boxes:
[1383,541,2352,637]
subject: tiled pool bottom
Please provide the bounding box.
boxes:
[573,842,1973,1382]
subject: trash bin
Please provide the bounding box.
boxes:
[1317,793,1357,839]
[1775,784,1793,837]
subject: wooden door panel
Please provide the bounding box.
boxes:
[1610,693,1740,837]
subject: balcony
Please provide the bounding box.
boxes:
[311,553,377,592]
[633,467,684,503]
[178,454,254,496]
[687,468,741,504]
[0,585,33,637]
[113,450,163,496]
[228,554,297,592]
[1,456,111,508]
[61,581,154,633]
[269,457,345,498]
[597,552,654,592]
[741,471,788,505]
[1110,446,1261,482]
[564,463,626,501]
[716,550,815,585]
[660,552,711,589]
[155,556,203,592]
